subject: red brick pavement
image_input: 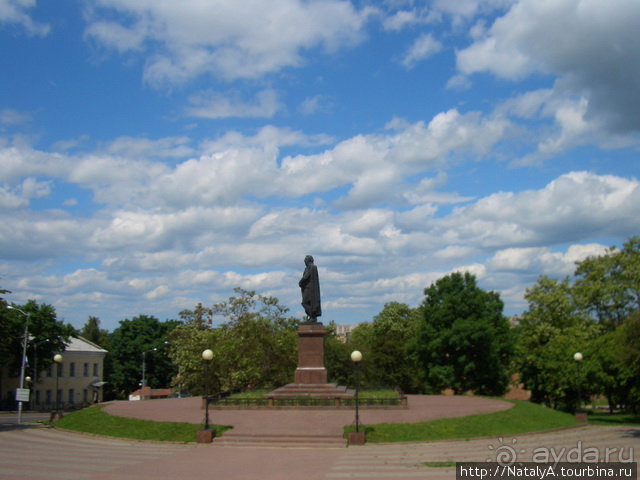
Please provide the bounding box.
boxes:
[104,395,513,439]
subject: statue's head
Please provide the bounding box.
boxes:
[304,255,314,265]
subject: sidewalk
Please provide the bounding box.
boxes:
[1,419,638,480]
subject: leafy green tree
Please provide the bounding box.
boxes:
[1,300,76,379]
[108,315,179,395]
[167,320,217,394]
[168,288,298,394]
[81,316,109,347]
[364,302,422,392]
[515,276,601,411]
[410,272,514,395]
[589,326,637,413]
[324,321,355,387]
[574,237,640,329]
[514,238,640,412]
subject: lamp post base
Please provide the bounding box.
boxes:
[197,428,216,443]
[348,431,365,445]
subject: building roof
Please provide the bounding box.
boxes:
[64,336,108,353]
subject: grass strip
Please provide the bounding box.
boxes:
[54,405,232,442]
[346,400,578,442]
[587,413,640,426]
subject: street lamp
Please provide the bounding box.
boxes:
[141,341,169,400]
[53,353,63,419]
[351,350,362,433]
[32,338,50,384]
[141,348,157,399]
[574,352,583,414]
[202,349,213,431]
[6,305,30,425]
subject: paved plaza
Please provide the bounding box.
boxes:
[1,396,638,479]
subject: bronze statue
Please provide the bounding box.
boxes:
[299,255,321,323]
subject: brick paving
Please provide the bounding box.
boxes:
[1,396,638,479]
[103,395,512,441]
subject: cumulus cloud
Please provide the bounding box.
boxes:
[186,89,283,119]
[435,171,640,248]
[401,33,442,68]
[84,0,373,86]
[456,0,640,133]
[0,0,50,36]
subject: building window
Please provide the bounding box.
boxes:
[56,389,62,405]
[83,389,88,403]
[57,363,63,377]
[46,365,53,378]
[69,362,75,377]
[83,363,89,376]
[93,363,99,377]
[45,390,52,405]
[68,389,74,404]
[35,390,40,405]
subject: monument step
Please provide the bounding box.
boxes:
[214,433,346,448]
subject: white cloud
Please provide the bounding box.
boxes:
[0,0,50,36]
[436,171,640,248]
[487,243,606,277]
[85,0,373,86]
[0,108,31,126]
[186,89,283,119]
[457,0,640,133]
[401,33,442,68]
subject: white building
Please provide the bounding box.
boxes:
[1,336,108,410]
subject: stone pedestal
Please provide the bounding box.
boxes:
[574,413,588,423]
[294,323,328,384]
[197,428,216,443]
[348,431,366,445]
[267,323,354,401]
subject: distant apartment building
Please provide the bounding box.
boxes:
[334,324,360,343]
[1,336,108,410]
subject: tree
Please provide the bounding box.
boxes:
[0,300,76,379]
[324,321,357,387]
[168,288,299,394]
[515,276,600,411]
[108,315,180,395]
[410,272,514,395]
[364,302,422,392]
[574,237,640,329]
[81,316,109,348]
[514,238,640,412]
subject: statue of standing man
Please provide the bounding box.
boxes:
[299,255,321,323]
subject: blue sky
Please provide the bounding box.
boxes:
[2,0,639,331]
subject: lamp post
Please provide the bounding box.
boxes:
[574,352,583,414]
[32,338,50,384]
[7,305,30,425]
[141,347,156,400]
[202,349,213,430]
[350,350,362,433]
[53,353,63,419]
[196,349,215,443]
[141,341,169,400]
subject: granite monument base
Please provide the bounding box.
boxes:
[267,322,354,402]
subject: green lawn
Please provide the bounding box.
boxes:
[54,398,582,444]
[346,400,579,442]
[54,405,232,442]
[587,412,640,426]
